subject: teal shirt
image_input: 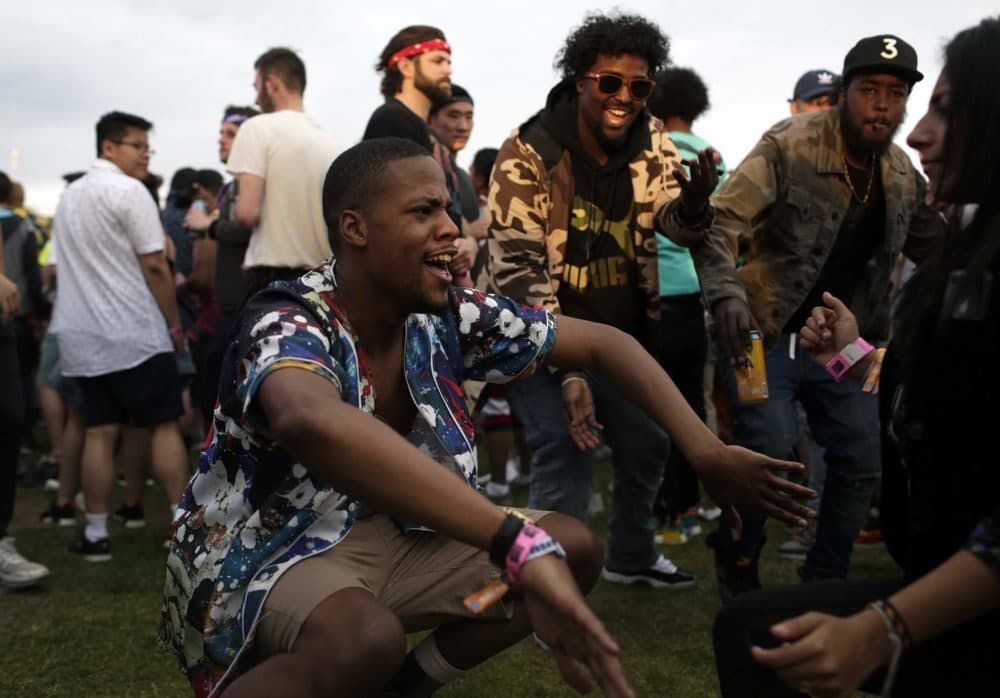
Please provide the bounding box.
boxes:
[656,131,727,297]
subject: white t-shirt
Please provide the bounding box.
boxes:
[49,159,172,377]
[226,110,339,269]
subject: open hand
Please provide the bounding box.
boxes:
[752,610,892,697]
[561,373,603,451]
[697,444,815,534]
[673,147,719,220]
[521,555,634,697]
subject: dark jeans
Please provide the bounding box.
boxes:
[714,577,1000,696]
[507,368,669,570]
[716,334,880,578]
[0,324,25,537]
[655,294,707,519]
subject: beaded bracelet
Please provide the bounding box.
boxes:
[872,598,912,648]
[867,599,911,698]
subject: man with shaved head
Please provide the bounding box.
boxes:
[161,137,813,696]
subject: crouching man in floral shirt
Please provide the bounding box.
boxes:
[160,137,814,697]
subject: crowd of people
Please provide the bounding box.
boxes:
[2,10,998,698]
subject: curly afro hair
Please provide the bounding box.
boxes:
[647,67,711,124]
[555,12,669,80]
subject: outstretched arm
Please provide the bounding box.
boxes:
[546,314,815,529]
[257,367,633,697]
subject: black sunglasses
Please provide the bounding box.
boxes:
[583,73,656,100]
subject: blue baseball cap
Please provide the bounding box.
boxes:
[790,69,839,101]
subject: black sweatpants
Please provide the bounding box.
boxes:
[713,576,1000,696]
[655,293,707,519]
[0,324,25,537]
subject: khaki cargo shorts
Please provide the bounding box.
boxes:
[255,508,548,658]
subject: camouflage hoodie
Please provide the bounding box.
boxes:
[482,80,698,346]
[692,108,944,346]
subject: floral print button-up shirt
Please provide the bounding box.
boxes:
[159,262,556,696]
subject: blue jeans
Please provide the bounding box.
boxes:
[716,334,880,578]
[507,369,668,571]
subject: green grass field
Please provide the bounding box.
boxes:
[1,448,896,697]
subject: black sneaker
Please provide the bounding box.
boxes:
[706,530,761,602]
[601,555,696,589]
[113,504,146,529]
[39,501,77,527]
[68,533,112,562]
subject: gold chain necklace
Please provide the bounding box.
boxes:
[842,153,876,205]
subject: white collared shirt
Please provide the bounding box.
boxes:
[50,158,172,376]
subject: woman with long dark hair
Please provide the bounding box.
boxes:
[714,17,1000,697]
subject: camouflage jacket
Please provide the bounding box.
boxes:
[691,108,944,346]
[482,110,699,342]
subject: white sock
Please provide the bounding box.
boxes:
[413,634,465,685]
[170,504,178,521]
[84,513,109,543]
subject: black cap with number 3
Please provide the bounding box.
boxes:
[842,35,923,86]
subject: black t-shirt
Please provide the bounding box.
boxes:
[783,165,886,334]
[538,82,649,340]
[362,99,434,151]
[362,99,470,227]
[557,156,644,338]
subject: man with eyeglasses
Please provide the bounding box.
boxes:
[48,111,190,561]
[484,12,718,589]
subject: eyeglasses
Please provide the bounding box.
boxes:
[583,73,656,100]
[115,140,155,156]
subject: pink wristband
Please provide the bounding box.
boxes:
[505,523,549,584]
[169,325,184,341]
[825,337,874,381]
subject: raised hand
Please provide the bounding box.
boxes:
[798,292,860,367]
[673,146,720,220]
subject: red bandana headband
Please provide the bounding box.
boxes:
[387,39,451,69]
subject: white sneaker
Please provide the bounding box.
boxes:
[0,537,50,589]
[505,457,521,483]
[698,506,722,521]
[485,481,511,500]
[601,554,696,589]
[588,492,605,516]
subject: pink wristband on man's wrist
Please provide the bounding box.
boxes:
[505,523,550,584]
[825,337,874,381]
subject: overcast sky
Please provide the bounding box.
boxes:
[3,1,996,216]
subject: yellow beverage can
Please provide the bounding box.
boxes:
[736,331,769,402]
